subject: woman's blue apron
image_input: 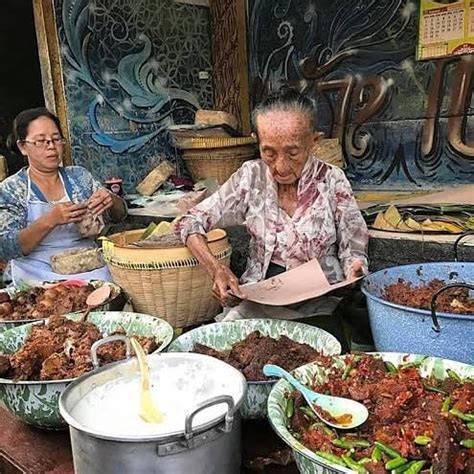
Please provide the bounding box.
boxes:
[10,169,111,285]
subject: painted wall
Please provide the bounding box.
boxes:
[55,0,213,192]
[247,0,474,189]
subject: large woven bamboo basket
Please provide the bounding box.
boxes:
[102,229,231,328]
[179,136,257,185]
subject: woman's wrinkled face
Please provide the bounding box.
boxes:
[256,110,318,185]
[17,116,63,172]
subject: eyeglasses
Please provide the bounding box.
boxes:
[23,138,66,148]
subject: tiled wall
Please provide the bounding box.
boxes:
[247,0,474,189]
[55,0,213,192]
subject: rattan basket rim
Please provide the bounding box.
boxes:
[177,136,257,149]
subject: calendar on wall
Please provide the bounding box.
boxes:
[417,0,474,59]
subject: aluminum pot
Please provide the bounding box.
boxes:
[361,262,474,364]
[59,352,246,474]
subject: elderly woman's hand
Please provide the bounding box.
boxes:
[87,189,114,217]
[212,264,247,307]
[349,259,366,279]
[48,202,88,226]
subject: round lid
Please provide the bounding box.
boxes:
[59,352,246,441]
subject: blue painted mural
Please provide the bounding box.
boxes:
[55,0,213,192]
[247,0,474,188]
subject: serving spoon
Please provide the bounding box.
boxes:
[80,284,112,322]
[263,364,368,430]
[130,337,164,424]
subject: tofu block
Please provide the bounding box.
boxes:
[136,160,174,196]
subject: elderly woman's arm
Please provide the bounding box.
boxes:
[175,164,253,304]
[332,169,369,278]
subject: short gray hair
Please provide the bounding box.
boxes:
[252,88,317,133]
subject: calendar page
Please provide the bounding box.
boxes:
[417,0,474,59]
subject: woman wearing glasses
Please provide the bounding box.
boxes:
[0,108,127,285]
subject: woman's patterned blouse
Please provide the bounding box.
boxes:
[175,156,369,284]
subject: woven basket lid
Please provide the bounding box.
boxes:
[178,136,257,150]
[102,228,229,265]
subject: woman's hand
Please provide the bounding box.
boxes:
[47,202,88,226]
[212,264,246,307]
[349,259,365,279]
[87,189,114,216]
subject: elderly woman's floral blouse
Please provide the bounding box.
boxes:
[175,156,369,284]
[0,166,104,262]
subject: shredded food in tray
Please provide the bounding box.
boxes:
[193,330,323,381]
[288,354,474,473]
[383,279,474,315]
[0,314,158,381]
[0,284,96,321]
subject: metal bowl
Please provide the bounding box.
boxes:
[0,311,174,429]
[0,280,123,332]
[267,352,474,474]
[167,319,341,419]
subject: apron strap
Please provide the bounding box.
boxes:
[22,167,74,202]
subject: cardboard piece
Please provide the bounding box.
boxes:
[240,260,361,306]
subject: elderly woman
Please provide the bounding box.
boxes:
[0,107,127,285]
[175,90,368,341]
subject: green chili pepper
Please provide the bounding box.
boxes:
[447,369,462,383]
[441,396,451,412]
[460,439,474,448]
[450,408,474,422]
[299,406,318,420]
[286,397,294,418]
[423,383,448,395]
[341,454,367,473]
[371,446,382,461]
[342,362,353,380]
[374,441,401,459]
[385,457,407,470]
[332,438,353,449]
[467,421,474,432]
[315,451,346,467]
[391,460,418,474]
[414,435,432,446]
[342,437,371,448]
[404,460,426,474]
[385,361,398,374]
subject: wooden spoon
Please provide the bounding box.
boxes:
[130,337,164,424]
[81,284,112,322]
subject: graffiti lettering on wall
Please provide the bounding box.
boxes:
[248,0,473,188]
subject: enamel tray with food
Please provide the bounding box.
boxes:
[0,311,173,429]
[0,280,121,332]
[267,353,474,474]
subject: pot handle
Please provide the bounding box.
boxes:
[430,283,474,333]
[184,395,235,446]
[453,231,474,262]
[90,334,132,369]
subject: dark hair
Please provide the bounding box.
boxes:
[252,88,317,133]
[11,107,62,144]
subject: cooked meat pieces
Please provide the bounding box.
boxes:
[193,331,321,381]
[0,284,97,321]
[3,315,158,381]
[0,354,10,376]
[384,278,474,314]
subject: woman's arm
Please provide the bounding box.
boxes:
[332,168,369,278]
[18,202,88,255]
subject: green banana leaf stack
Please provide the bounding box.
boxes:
[362,204,474,234]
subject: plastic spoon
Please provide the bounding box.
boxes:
[80,284,112,322]
[263,364,368,430]
[130,337,164,424]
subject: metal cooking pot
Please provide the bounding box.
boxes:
[362,261,474,364]
[59,352,246,474]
